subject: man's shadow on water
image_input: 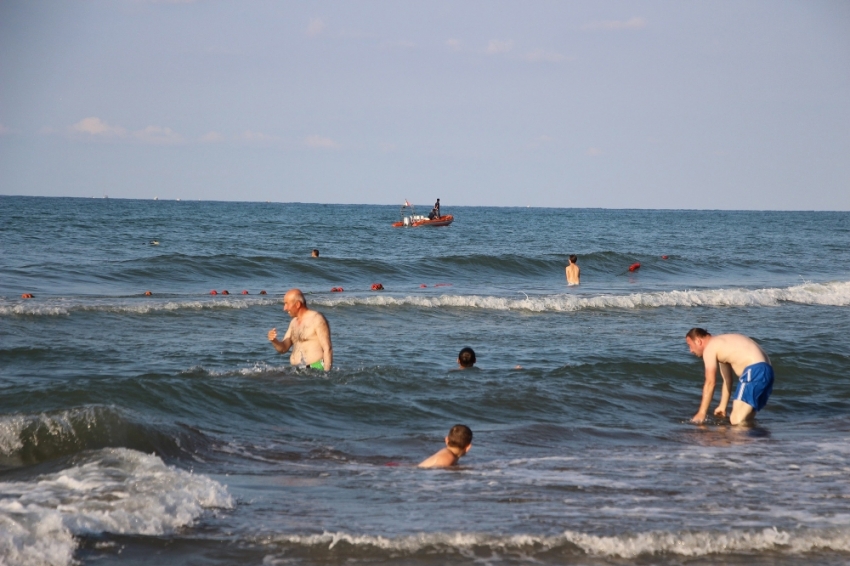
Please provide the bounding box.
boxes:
[677,417,771,447]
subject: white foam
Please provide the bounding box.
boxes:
[0,415,27,455]
[267,531,551,553]
[3,281,849,317]
[563,527,850,557]
[0,296,275,317]
[311,280,850,312]
[0,503,75,566]
[263,527,850,558]
[183,361,296,378]
[0,448,233,566]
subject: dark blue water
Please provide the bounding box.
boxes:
[2,196,850,565]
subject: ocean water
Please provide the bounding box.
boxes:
[1,195,850,566]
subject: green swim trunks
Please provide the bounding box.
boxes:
[309,360,324,370]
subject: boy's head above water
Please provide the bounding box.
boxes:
[447,424,473,450]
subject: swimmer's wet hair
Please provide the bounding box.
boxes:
[458,347,476,367]
[447,424,472,449]
[686,328,710,340]
[569,254,577,263]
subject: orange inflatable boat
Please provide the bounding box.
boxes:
[393,215,454,227]
[392,202,454,227]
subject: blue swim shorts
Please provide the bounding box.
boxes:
[734,362,774,411]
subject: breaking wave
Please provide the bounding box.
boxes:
[0,448,232,566]
[0,406,209,469]
[2,281,849,317]
[312,280,850,312]
[0,296,275,317]
[262,527,850,560]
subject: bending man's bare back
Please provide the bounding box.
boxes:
[268,289,333,370]
[685,328,773,425]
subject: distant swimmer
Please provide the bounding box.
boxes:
[418,424,472,468]
[456,347,477,370]
[311,249,319,257]
[565,255,580,285]
[685,328,774,425]
[268,288,333,371]
[150,240,160,245]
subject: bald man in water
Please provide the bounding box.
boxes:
[685,328,774,425]
[267,289,333,370]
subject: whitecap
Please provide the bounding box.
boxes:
[0,448,233,566]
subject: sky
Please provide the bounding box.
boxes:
[1,0,849,209]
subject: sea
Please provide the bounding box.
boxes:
[1,195,849,566]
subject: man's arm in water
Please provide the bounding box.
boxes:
[267,322,294,354]
[692,345,718,423]
[316,313,333,370]
[714,362,735,417]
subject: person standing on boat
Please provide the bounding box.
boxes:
[434,198,441,218]
[267,289,333,371]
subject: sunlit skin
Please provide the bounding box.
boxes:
[686,333,770,425]
[566,261,580,285]
[418,438,471,468]
[268,289,332,370]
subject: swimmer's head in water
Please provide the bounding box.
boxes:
[311,249,319,257]
[458,347,476,368]
[447,424,472,450]
[685,327,711,357]
[569,254,577,264]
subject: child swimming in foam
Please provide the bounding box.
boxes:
[418,424,473,468]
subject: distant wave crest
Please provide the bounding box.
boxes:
[264,526,850,559]
[0,296,274,317]
[313,280,850,312]
[2,281,849,317]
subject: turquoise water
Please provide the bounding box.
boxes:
[2,196,850,565]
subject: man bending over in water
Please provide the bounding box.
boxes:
[268,289,333,370]
[685,328,774,425]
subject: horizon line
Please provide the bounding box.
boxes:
[0,194,847,213]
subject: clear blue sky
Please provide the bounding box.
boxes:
[1,0,848,209]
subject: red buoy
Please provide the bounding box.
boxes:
[661,255,669,260]
[221,290,229,295]
[420,284,427,288]
[241,290,249,295]
[434,283,452,287]
[628,263,641,272]
[331,287,344,293]
[210,290,218,295]
[371,283,384,291]
[21,293,34,299]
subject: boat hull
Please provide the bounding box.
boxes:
[392,215,453,227]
